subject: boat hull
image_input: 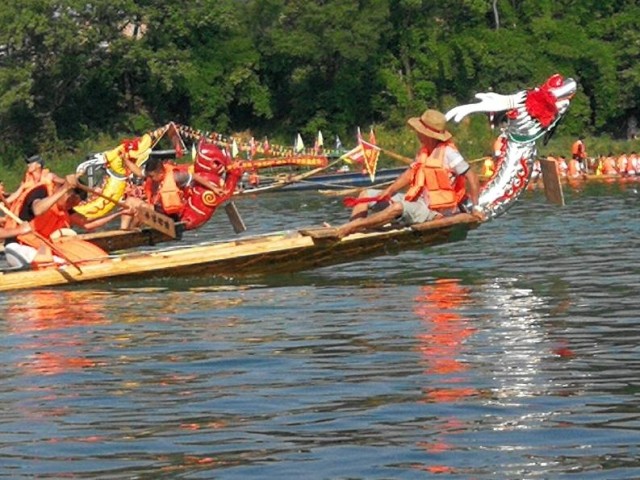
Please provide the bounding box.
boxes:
[0,213,478,292]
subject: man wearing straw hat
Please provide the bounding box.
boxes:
[333,109,481,239]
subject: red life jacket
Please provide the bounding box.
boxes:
[12,183,108,266]
[7,183,69,240]
[405,143,466,210]
[5,174,55,229]
[13,183,71,259]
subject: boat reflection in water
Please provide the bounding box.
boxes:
[412,278,479,475]
[410,276,580,476]
[5,290,109,376]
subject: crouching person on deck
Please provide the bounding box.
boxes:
[122,141,242,231]
[333,109,483,239]
[3,174,126,269]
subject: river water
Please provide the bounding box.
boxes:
[1,180,640,479]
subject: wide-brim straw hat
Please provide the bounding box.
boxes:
[407,109,452,141]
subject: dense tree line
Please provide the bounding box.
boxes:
[0,0,639,169]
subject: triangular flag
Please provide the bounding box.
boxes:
[231,138,239,158]
[314,130,324,154]
[369,126,376,145]
[249,137,257,158]
[360,139,381,182]
[294,133,304,154]
[263,137,270,154]
[335,135,343,151]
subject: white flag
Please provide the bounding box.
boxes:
[231,138,239,158]
[294,133,304,153]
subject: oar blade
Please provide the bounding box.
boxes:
[539,158,565,206]
[224,202,246,234]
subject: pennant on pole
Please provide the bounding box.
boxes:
[294,133,304,154]
[314,130,324,154]
[335,135,343,151]
[231,138,239,158]
[360,139,381,182]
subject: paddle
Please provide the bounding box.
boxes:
[237,155,347,195]
[379,146,490,166]
[75,184,177,239]
[224,201,246,233]
[0,201,83,273]
[319,179,395,197]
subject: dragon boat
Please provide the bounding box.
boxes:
[0,74,576,292]
[238,167,407,194]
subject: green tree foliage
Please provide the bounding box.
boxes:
[0,0,638,169]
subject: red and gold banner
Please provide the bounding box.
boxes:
[243,156,328,170]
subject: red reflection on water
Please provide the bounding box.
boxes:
[414,278,476,381]
[413,278,479,475]
[6,290,108,375]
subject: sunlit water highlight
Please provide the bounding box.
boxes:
[2,180,640,478]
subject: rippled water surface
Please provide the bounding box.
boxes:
[2,181,640,478]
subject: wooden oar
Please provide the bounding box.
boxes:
[236,155,347,195]
[379,147,413,165]
[0,202,83,273]
[224,201,246,233]
[319,179,395,197]
[75,184,177,239]
[379,146,490,165]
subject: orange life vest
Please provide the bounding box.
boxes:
[602,157,618,175]
[144,163,185,215]
[16,185,72,250]
[11,183,107,266]
[404,144,466,210]
[5,183,64,236]
[572,140,585,159]
[6,172,54,225]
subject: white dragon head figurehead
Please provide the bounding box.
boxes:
[446,74,577,220]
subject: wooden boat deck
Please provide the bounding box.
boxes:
[0,213,479,292]
[0,224,183,255]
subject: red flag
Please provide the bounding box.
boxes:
[360,139,380,181]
